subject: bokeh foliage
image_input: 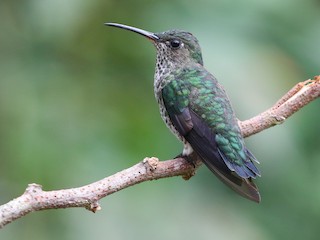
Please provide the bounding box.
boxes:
[1,0,319,239]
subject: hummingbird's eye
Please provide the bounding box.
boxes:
[170,39,181,49]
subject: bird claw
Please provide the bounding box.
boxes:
[174,153,196,168]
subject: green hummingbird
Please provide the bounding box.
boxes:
[106,23,261,203]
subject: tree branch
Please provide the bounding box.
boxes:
[0,76,319,229]
[240,76,320,137]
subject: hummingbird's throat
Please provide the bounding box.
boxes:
[154,44,173,82]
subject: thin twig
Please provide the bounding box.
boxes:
[0,76,319,229]
[239,76,320,137]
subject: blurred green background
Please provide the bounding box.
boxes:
[1,0,319,239]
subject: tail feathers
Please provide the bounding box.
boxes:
[245,148,260,164]
[183,109,261,203]
[186,130,261,202]
[199,153,261,203]
[166,107,261,202]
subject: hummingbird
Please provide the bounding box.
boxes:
[106,23,261,202]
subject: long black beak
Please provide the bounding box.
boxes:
[105,23,159,41]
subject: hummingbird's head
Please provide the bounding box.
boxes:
[153,30,203,66]
[105,23,203,67]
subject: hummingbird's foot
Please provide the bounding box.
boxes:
[181,154,198,180]
[174,153,196,168]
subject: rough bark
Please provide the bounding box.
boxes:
[0,76,319,229]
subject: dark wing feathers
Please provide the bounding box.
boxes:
[171,108,193,135]
[166,106,260,202]
[218,148,259,179]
